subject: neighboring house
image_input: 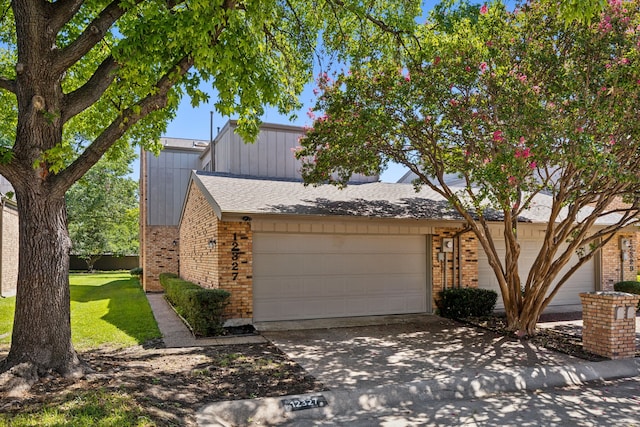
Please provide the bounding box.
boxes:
[140,120,637,325]
[0,175,18,297]
[139,137,209,291]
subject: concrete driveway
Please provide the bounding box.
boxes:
[261,315,582,390]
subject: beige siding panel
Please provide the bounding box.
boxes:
[478,237,595,309]
[253,233,428,321]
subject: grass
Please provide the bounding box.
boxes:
[0,389,156,427]
[0,272,161,349]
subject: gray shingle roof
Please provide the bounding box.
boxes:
[190,171,625,225]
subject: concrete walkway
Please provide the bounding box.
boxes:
[146,293,266,347]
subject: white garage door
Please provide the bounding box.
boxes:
[253,233,429,321]
[478,238,595,309]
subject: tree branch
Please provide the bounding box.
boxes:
[47,0,85,35]
[0,76,16,93]
[52,0,136,75]
[61,56,118,123]
[51,55,195,197]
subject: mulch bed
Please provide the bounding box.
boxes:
[0,342,325,426]
[460,312,640,362]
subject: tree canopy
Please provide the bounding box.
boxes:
[296,0,640,335]
[66,148,139,271]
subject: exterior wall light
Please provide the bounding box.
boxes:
[208,239,216,249]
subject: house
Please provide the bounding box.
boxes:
[139,137,209,291]
[140,121,375,291]
[141,120,638,325]
[0,175,18,297]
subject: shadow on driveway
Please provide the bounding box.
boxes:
[263,316,582,390]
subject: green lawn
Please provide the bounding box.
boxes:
[0,272,161,350]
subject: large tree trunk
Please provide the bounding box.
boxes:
[1,183,85,379]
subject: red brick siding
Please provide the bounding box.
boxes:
[179,183,253,320]
[179,184,219,287]
[601,232,637,290]
[432,228,478,310]
[580,292,639,359]
[216,222,253,320]
[142,225,179,291]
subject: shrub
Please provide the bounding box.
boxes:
[613,281,640,310]
[159,273,230,336]
[130,267,143,277]
[438,287,498,319]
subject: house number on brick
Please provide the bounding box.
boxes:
[231,233,240,280]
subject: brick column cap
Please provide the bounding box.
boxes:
[580,291,639,300]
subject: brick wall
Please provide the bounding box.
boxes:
[1,203,18,296]
[580,292,639,359]
[142,225,179,291]
[601,232,637,290]
[432,228,478,310]
[179,183,254,321]
[179,183,219,287]
[216,222,253,320]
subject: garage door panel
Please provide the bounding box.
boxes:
[253,233,429,321]
[478,237,594,309]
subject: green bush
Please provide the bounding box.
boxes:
[438,287,498,319]
[613,281,640,310]
[159,273,230,336]
[129,267,143,277]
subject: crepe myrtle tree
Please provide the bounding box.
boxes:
[296,0,640,336]
[0,0,420,383]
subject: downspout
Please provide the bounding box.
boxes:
[452,225,472,288]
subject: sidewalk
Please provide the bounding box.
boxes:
[146,293,266,347]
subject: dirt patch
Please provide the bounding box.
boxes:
[0,342,325,426]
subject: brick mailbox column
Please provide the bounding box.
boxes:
[580,291,639,359]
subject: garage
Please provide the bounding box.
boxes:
[478,237,596,309]
[253,233,430,321]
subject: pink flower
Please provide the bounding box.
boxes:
[307,108,316,120]
[404,72,411,82]
[508,176,517,186]
[313,88,320,95]
[515,147,531,158]
[434,56,441,65]
[480,4,488,14]
[519,136,526,145]
[465,66,471,72]
[529,161,537,169]
[450,99,460,106]
[518,74,527,82]
[532,85,540,94]
[576,126,584,133]
[480,62,488,72]
[492,130,504,142]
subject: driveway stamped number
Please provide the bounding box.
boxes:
[281,395,328,412]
